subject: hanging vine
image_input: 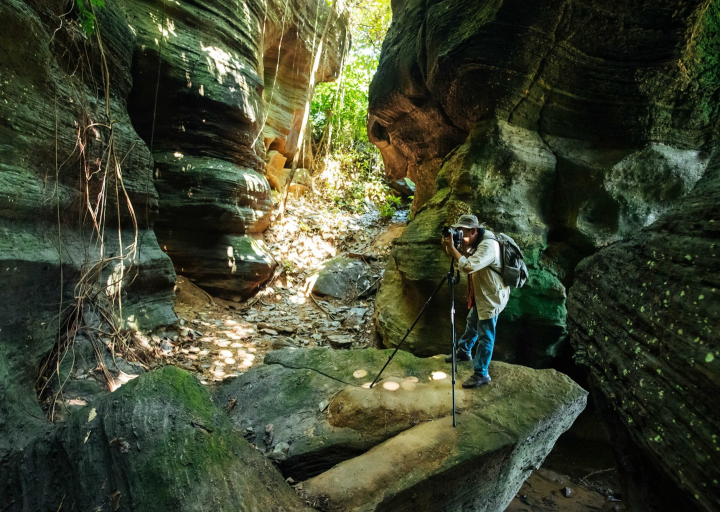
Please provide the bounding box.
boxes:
[36,0,162,420]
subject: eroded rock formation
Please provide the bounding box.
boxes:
[0,0,346,509]
[216,347,587,511]
[369,0,719,365]
[0,0,176,468]
[369,0,720,509]
[568,152,720,511]
[2,366,311,511]
[124,0,346,300]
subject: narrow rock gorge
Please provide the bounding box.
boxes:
[1,0,718,510]
[123,0,346,300]
[368,0,720,509]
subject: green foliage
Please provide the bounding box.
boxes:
[281,258,295,273]
[311,0,390,151]
[310,0,396,215]
[379,195,402,220]
[317,148,391,213]
[76,0,106,35]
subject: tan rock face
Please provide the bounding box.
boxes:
[265,150,290,190]
[124,0,346,299]
[217,347,586,510]
[262,5,347,160]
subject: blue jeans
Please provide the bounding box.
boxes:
[457,306,497,377]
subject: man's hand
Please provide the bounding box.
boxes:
[441,234,462,261]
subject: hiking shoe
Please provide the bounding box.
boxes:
[445,352,472,363]
[462,374,491,388]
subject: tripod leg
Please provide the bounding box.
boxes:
[370,273,449,388]
[449,267,457,428]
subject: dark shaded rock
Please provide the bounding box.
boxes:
[327,334,354,348]
[310,256,372,299]
[567,152,720,512]
[124,0,346,297]
[0,0,176,464]
[163,231,276,302]
[1,366,310,511]
[389,178,415,197]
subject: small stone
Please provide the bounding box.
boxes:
[260,328,278,336]
[563,487,572,498]
[268,442,290,461]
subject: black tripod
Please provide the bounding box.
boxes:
[370,257,461,427]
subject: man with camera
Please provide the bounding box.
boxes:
[441,214,510,388]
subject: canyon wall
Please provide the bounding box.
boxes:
[0,0,345,509]
[568,152,720,511]
[124,0,346,300]
[368,0,719,508]
[370,0,718,362]
[0,0,177,459]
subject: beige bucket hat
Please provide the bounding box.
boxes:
[451,214,482,229]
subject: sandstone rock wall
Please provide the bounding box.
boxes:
[0,0,176,460]
[124,0,346,300]
[369,0,720,509]
[568,152,720,511]
[370,0,719,364]
[0,0,346,509]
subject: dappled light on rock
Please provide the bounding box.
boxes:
[215,347,586,510]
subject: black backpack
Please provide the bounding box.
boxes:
[487,233,528,289]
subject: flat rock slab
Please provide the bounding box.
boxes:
[215,347,586,510]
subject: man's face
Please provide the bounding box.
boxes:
[462,228,478,248]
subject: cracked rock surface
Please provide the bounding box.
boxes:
[215,347,587,511]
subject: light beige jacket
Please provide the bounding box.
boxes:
[457,230,511,320]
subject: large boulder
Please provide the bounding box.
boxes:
[1,366,310,511]
[369,0,718,206]
[216,347,587,510]
[567,152,720,511]
[123,0,347,297]
[309,257,373,300]
[369,0,718,365]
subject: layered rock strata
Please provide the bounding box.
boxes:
[369,0,719,364]
[568,152,720,511]
[0,0,176,465]
[216,347,587,511]
[124,0,346,300]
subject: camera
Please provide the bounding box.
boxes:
[442,226,464,249]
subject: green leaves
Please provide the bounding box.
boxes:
[311,0,391,153]
[310,0,394,215]
[76,0,106,36]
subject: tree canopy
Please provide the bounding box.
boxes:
[309,0,400,216]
